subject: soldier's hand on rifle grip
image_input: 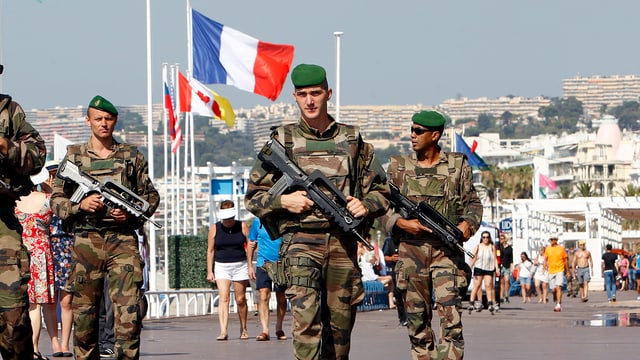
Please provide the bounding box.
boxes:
[79,193,104,213]
[396,218,432,236]
[0,137,7,156]
[457,220,472,241]
[110,208,131,222]
[281,190,313,213]
[346,196,368,218]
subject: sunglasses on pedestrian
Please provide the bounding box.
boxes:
[410,126,433,135]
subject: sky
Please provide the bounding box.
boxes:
[2,0,640,111]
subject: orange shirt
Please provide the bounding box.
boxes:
[544,245,568,274]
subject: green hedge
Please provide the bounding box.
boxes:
[168,235,215,289]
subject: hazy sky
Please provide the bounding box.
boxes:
[2,0,639,110]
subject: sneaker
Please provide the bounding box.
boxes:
[100,348,115,359]
[553,304,561,312]
[494,304,500,312]
[636,296,640,301]
[612,297,616,303]
[505,297,510,303]
[467,302,475,312]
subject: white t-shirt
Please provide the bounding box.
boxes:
[519,260,533,278]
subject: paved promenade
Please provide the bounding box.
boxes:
[36,289,639,359]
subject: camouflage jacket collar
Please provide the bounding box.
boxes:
[0,94,11,111]
[85,137,120,157]
[297,115,338,139]
[411,147,446,167]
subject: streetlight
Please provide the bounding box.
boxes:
[333,31,344,122]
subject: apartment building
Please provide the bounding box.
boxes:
[563,74,640,115]
[440,96,551,122]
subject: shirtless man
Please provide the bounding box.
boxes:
[571,240,593,302]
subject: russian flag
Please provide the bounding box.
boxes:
[191,9,295,101]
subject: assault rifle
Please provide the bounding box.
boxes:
[57,159,162,229]
[389,182,474,258]
[258,138,373,250]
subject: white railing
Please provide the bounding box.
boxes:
[145,288,261,319]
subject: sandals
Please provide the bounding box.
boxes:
[275,330,287,340]
[256,332,270,341]
[33,352,49,360]
[216,333,228,341]
[240,331,249,340]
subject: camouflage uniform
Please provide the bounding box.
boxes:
[50,141,159,360]
[384,152,482,360]
[245,118,389,360]
[0,94,46,360]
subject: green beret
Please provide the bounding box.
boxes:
[88,95,118,116]
[291,64,327,88]
[412,110,446,128]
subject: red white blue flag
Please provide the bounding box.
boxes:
[163,82,182,153]
[191,8,294,101]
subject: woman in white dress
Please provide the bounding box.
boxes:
[533,246,549,303]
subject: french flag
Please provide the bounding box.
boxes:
[191,8,295,101]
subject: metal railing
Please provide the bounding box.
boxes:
[145,288,260,319]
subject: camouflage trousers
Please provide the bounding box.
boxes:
[284,232,364,360]
[65,229,144,360]
[0,211,33,360]
[0,306,33,360]
[395,242,466,360]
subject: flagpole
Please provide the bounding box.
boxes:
[145,0,157,292]
[186,0,197,235]
[183,108,189,234]
[333,31,343,122]
[172,64,180,235]
[532,164,540,200]
[161,63,169,291]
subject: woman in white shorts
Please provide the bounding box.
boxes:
[533,246,549,303]
[206,200,254,340]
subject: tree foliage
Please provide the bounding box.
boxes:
[610,101,640,131]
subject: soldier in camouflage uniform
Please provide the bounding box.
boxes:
[0,64,46,360]
[383,111,482,360]
[245,64,389,360]
[50,95,159,360]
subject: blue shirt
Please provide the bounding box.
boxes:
[248,218,282,267]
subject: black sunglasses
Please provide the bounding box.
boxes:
[410,126,433,135]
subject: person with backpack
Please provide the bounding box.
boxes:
[0,63,47,360]
[245,64,389,359]
[383,111,483,359]
[51,95,159,359]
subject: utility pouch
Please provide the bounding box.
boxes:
[262,260,289,287]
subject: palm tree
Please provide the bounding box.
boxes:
[575,182,596,197]
[558,185,573,199]
[619,183,640,196]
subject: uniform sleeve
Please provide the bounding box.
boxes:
[134,150,160,218]
[244,155,286,219]
[50,154,81,221]
[358,141,390,218]
[1,102,46,176]
[458,156,483,235]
